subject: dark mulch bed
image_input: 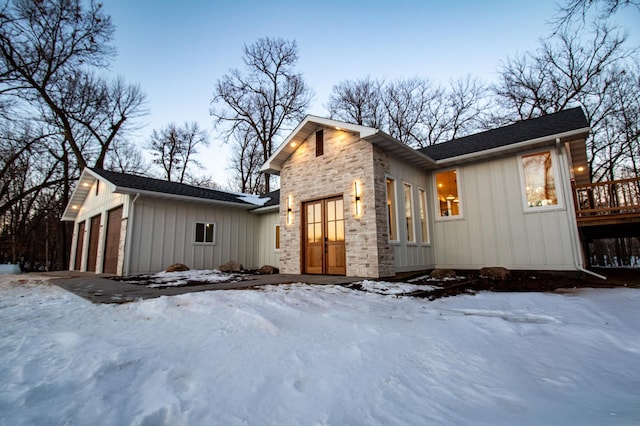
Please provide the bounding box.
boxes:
[347,269,639,300]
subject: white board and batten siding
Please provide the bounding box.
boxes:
[255,210,280,268]
[127,197,262,275]
[70,180,129,273]
[433,152,578,271]
[386,155,436,273]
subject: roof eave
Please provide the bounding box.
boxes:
[261,115,381,176]
[434,126,591,167]
[362,131,437,169]
[112,187,257,209]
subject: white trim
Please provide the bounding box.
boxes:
[402,181,416,243]
[194,221,216,245]
[385,176,400,243]
[517,148,565,213]
[417,187,430,245]
[433,168,464,221]
[274,224,281,252]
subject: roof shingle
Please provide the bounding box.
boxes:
[419,107,589,161]
[90,168,253,205]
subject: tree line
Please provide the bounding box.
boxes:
[1,0,638,270]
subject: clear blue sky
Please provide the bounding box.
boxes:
[103,0,639,187]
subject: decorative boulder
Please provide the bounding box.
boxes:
[479,266,511,281]
[430,269,457,279]
[165,263,190,272]
[219,261,243,273]
[257,265,279,274]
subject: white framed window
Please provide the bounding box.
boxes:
[435,169,462,218]
[275,225,280,250]
[418,188,430,244]
[519,150,563,211]
[386,177,399,242]
[194,222,216,244]
[403,182,415,243]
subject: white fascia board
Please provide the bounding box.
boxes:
[112,187,256,209]
[250,204,280,214]
[61,168,99,221]
[435,127,591,167]
[261,115,379,174]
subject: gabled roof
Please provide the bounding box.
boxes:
[419,107,590,163]
[261,115,435,175]
[62,168,271,221]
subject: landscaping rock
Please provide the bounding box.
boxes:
[257,265,279,274]
[430,269,457,279]
[165,263,190,272]
[480,266,511,281]
[219,261,243,273]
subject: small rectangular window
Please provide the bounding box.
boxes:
[435,170,461,217]
[521,151,559,208]
[418,188,429,243]
[386,177,398,241]
[195,222,215,244]
[275,225,280,250]
[403,183,415,242]
[316,129,324,156]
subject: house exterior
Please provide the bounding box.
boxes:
[61,169,280,276]
[64,108,594,278]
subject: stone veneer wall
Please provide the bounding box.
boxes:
[278,128,394,278]
[371,145,396,277]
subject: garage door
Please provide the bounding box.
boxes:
[87,215,101,272]
[103,206,123,275]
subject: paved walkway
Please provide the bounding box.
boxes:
[47,271,364,304]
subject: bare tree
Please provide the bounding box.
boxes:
[494,22,637,180]
[211,37,312,193]
[105,137,149,175]
[327,76,384,127]
[0,0,147,269]
[147,122,209,183]
[228,125,265,194]
[554,0,640,28]
[327,75,488,148]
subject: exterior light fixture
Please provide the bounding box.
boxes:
[290,142,297,148]
[286,195,293,225]
[577,166,585,172]
[354,181,362,216]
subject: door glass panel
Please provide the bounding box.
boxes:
[328,222,336,241]
[335,200,343,220]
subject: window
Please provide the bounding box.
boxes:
[386,177,398,241]
[316,129,324,156]
[435,170,461,217]
[418,188,429,243]
[195,222,215,244]
[403,183,415,242]
[275,225,280,250]
[521,151,559,209]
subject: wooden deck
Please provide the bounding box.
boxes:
[573,177,640,227]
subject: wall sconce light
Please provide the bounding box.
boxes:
[286,195,293,225]
[354,181,362,216]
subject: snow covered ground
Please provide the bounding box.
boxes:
[1,274,639,425]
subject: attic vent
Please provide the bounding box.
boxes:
[316,130,324,157]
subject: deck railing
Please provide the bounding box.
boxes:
[573,177,640,222]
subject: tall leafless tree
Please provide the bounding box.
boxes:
[211,37,312,193]
[0,0,147,269]
[327,76,384,128]
[493,22,637,181]
[147,122,209,183]
[327,75,488,148]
